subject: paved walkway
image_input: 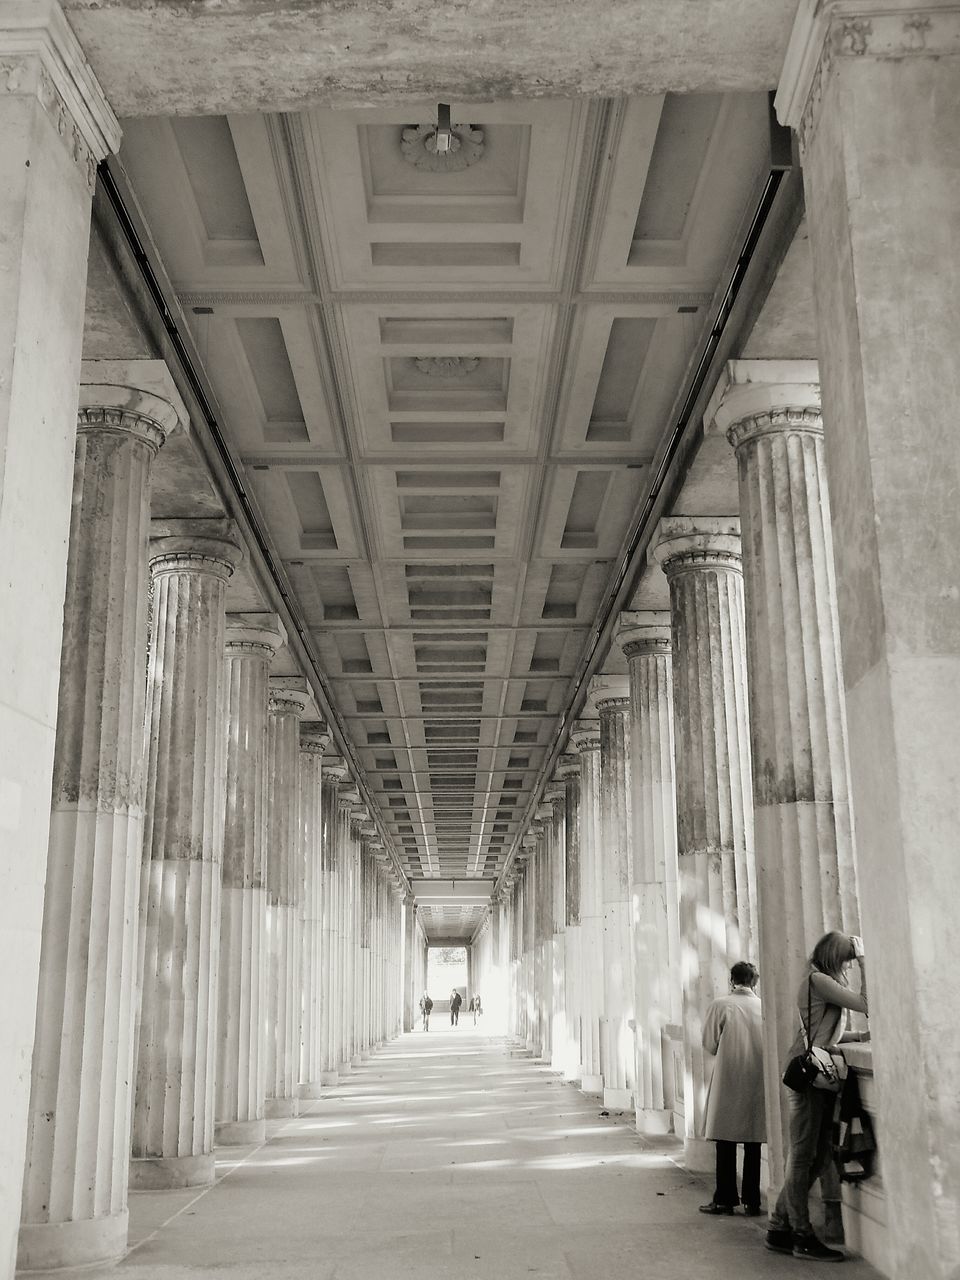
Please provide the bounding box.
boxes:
[56,1029,882,1279]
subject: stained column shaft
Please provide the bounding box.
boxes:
[570,722,603,1094]
[617,612,681,1135]
[319,761,347,1083]
[298,723,330,1099]
[215,615,284,1146]
[19,377,177,1270]
[264,679,310,1118]
[131,519,242,1189]
[557,755,582,1081]
[654,517,756,1167]
[709,363,861,1183]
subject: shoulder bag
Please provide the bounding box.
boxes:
[782,976,848,1093]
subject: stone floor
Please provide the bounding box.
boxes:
[50,1028,882,1279]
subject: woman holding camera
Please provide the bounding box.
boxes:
[766,931,869,1262]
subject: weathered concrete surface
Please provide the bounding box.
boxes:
[61,0,798,116]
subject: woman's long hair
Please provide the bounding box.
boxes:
[810,931,851,981]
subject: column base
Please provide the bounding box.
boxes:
[298,1081,326,1100]
[265,1097,299,1119]
[319,1069,339,1086]
[18,1210,128,1272]
[216,1118,266,1146]
[350,1054,362,1067]
[580,1073,603,1095]
[635,1106,673,1136]
[338,1061,353,1076]
[130,1152,215,1191]
[603,1086,633,1111]
[684,1136,715,1173]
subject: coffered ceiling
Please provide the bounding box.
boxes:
[117,92,772,934]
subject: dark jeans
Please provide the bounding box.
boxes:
[714,1140,761,1208]
[770,1087,837,1234]
[451,1008,459,1025]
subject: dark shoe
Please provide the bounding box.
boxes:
[742,1204,763,1217]
[765,1228,794,1254]
[699,1201,735,1215]
[793,1233,845,1261]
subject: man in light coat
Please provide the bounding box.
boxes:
[699,961,766,1216]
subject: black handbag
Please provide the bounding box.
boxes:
[782,976,846,1094]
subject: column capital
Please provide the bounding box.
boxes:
[553,752,580,782]
[542,783,565,805]
[704,359,822,450]
[225,612,286,660]
[150,518,244,581]
[569,719,600,754]
[268,675,312,718]
[79,360,190,452]
[653,516,741,577]
[0,0,121,185]
[616,609,672,660]
[589,673,631,711]
[535,801,555,823]
[324,756,349,784]
[775,2,960,150]
[300,721,331,755]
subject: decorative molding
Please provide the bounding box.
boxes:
[176,289,716,308]
[76,406,166,453]
[726,407,823,451]
[400,122,485,172]
[776,3,960,155]
[413,355,480,379]
[653,517,742,578]
[0,1,120,185]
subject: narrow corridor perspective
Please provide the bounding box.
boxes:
[58,1030,879,1280]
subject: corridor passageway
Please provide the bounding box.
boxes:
[56,1031,879,1280]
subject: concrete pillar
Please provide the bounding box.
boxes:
[264,677,310,1118]
[403,893,416,1032]
[569,721,603,1094]
[18,372,180,1271]
[590,676,637,1111]
[707,360,861,1183]
[0,10,118,1269]
[557,754,582,1080]
[777,12,960,1273]
[654,517,755,1168]
[131,519,243,1190]
[215,614,284,1147]
[616,611,682,1136]
[298,722,331,1099]
[319,759,347,1084]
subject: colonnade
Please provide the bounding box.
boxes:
[473,361,871,1188]
[14,367,407,1272]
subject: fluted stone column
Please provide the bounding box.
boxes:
[264,677,310,1118]
[131,519,243,1190]
[544,784,566,1072]
[708,360,861,1182]
[215,614,284,1147]
[403,893,417,1032]
[0,32,118,1273]
[298,722,331,1099]
[590,676,637,1111]
[320,759,348,1084]
[654,517,756,1167]
[570,721,603,1093]
[19,373,180,1271]
[557,754,582,1080]
[616,611,681,1136]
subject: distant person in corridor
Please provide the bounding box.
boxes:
[699,961,766,1218]
[450,989,463,1026]
[419,992,433,1031]
[469,994,482,1025]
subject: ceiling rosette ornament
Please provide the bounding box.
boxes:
[414,356,480,378]
[400,122,485,172]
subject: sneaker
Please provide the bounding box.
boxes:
[699,1201,735,1215]
[765,1228,794,1254]
[793,1233,845,1262]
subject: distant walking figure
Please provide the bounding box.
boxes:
[468,995,481,1025]
[699,961,766,1218]
[450,990,463,1026]
[419,991,433,1031]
